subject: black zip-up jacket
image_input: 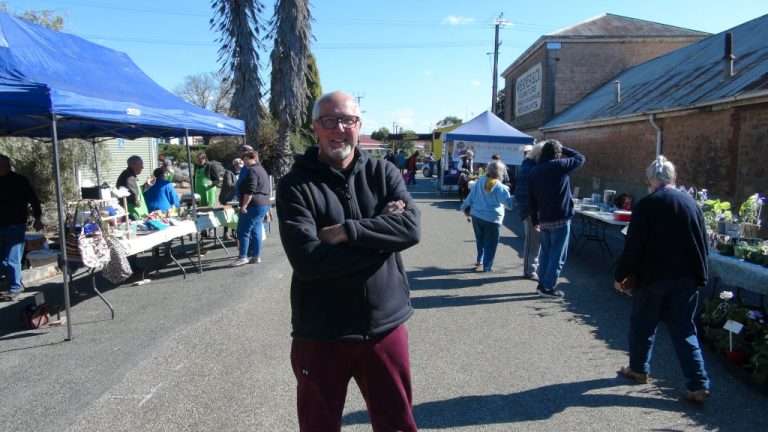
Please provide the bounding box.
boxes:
[277,147,420,340]
[615,186,709,287]
[0,172,41,227]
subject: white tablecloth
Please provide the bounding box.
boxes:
[575,209,629,226]
[708,252,768,295]
[117,220,197,257]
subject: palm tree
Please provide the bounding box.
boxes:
[269,0,312,178]
[210,0,266,150]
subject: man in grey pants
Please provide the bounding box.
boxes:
[514,144,541,279]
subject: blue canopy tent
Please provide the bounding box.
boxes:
[440,111,533,191]
[0,13,245,340]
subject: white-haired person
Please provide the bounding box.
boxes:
[614,155,711,403]
[461,159,514,272]
[514,143,543,279]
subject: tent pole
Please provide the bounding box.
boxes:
[92,138,101,186]
[185,130,202,274]
[51,114,73,341]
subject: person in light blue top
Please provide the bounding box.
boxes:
[144,167,180,212]
[460,160,514,272]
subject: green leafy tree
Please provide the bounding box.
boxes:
[211,0,266,151]
[370,127,390,142]
[269,0,313,178]
[436,116,462,128]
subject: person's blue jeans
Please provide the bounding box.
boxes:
[0,224,26,293]
[471,216,500,271]
[629,278,710,391]
[538,221,570,290]
[237,205,270,259]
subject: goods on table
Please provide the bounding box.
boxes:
[613,210,632,222]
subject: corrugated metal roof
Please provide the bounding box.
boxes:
[550,13,709,38]
[545,14,768,129]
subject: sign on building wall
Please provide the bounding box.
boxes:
[515,63,542,117]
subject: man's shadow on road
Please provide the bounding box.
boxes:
[343,377,701,429]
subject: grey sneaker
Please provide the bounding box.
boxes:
[230,257,250,267]
[538,287,564,298]
[249,257,262,264]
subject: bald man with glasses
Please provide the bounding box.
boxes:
[277,91,421,431]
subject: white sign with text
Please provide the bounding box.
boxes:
[515,63,543,117]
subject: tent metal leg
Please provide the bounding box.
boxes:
[184,129,202,274]
[51,114,73,340]
[92,139,101,186]
[90,269,114,319]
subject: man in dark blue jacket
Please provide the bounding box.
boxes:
[277,91,420,432]
[528,140,585,297]
[615,155,710,403]
[514,144,540,279]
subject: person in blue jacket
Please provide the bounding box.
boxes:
[461,160,514,272]
[144,167,180,213]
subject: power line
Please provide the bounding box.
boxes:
[33,0,552,30]
[76,33,494,50]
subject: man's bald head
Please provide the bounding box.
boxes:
[312,91,360,121]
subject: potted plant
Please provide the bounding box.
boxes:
[702,199,733,234]
[716,237,735,256]
[739,194,764,238]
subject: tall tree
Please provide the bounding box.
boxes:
[269,0,312,178]
[210,0,266,150]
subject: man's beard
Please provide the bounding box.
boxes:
[328,141,355,161]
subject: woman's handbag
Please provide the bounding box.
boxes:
[103,237,133,284]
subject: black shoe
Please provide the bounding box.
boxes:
[538,287,564,298]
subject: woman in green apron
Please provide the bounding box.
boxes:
[194,152,220,207]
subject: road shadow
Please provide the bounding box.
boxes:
[407,266,527,291]
[343,377,700,429]
[412,292,539,309]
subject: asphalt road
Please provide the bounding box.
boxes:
[1,176,766,431]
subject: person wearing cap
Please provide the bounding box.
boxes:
[514,143,541,280]
[234,145,254,202]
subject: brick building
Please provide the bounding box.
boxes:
[501,13,708,134]
[541,14,768,205]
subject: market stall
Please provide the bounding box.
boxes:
[0,13,245,340]
[440,111,533,192]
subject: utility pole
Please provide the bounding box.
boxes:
[354,93,365,111]
[491,13,509,114]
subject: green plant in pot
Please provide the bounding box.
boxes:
[734,241,750,260]
[702,199,733,234]
[739,194,764,238]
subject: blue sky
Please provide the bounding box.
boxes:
[6,0,766,133]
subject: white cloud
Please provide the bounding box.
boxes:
[442,15,475,26]
[423,70,433,77]
[471,80,481,87]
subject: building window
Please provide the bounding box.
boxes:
[116,138,125,149]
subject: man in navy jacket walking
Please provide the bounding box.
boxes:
[277,91,420,431]
[528,140,585,297]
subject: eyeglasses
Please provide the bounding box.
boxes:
[318,116,360,130]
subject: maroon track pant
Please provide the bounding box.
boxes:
[290,324,417,432]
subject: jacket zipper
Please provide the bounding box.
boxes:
[343,180,370,339]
